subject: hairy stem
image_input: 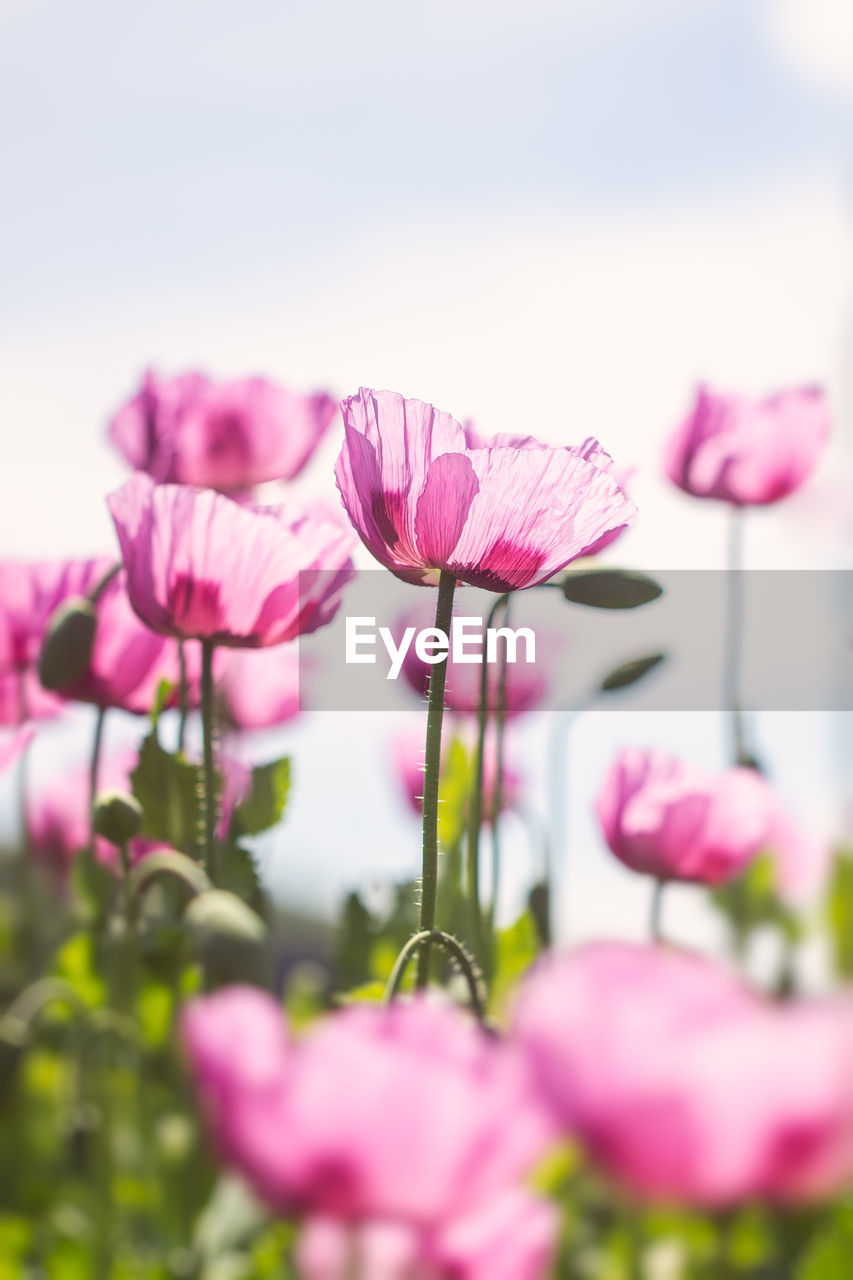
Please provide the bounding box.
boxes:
[415,571,456,989]
[386,930,485,1021]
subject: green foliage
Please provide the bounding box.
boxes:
[131,730,203,855]
[489,908,540,1019]
[825,851,853,979]
[798,1204,853,1279]
[560,568,664,609]
[232,758,291,838]
[712,853,802,951]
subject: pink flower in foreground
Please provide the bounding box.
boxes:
[394,729,522,825]
[335,389,636,589]
[108,368,337,494]
[27,751,162,873]
[297,1188,558,1280]
[512,942,853,1206]
[664,384,829,506]
[596,747,828,895]
[182,989,555,1265]
[108,475,354,648]
[216,643,301,730]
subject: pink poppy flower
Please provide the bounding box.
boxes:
[215,643,301,730]
[394,729,522,824]
[596,747,827,893]
[664,384,829,506]
[335,389,636,589]
[27,750,163,873]
[296,1188,558,1280]
[182,989,553,1230]
[512,942,853,1206]
[108,368,337,494]
[0,558,105,724]
[107,475,354,647]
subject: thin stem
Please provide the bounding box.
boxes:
[177,641,189,756]
[486,595,512,949]
[89,706,106,852]
[723,507,747,765]
[466,593,508,964]
[650,878,666,942]
[385,930,485,1021]
[415,571,457,990]
[200,639,217,881]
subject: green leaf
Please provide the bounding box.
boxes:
[561,569,663,609]
[489,909,540,1019]
[233,757,291,837]
[53,933,106,1009]
[438,736,471,851]
[826,851,853,979]
[798,1204,853,1279]
[130,730,203,854]
[600,651,666,693]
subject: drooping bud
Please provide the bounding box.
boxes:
[93,790,143,845]
[38,597,96,690]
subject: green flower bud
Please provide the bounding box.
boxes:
[93,790,143,845]
[38,597,97,690]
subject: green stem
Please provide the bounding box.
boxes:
[177,640,189,756]
[200,639,217,880]
[723,507,748,766]
[466,593,508,965]
[486,595,511,953]
[385,930,485,1021]
[89,706,106,852]
[415,571,456,990]
[650,878,666,942]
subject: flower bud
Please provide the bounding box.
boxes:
[93,790,143,845]
[185,889,269,988]
[38,597,97,690]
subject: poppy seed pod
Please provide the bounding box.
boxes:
[37,597,97,690]
[93,790,143,846]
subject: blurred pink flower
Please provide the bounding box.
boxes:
[216,643,301,730]
[27,750,162,873]
[297,1188,557,1280]
[182,989,554,1241]
[108,476,354,647]
[394,728,521,824]
[0,726,35,772]
[664,384,829,506]
[0,558,102,724]
[108,368,337,494]
[335,389,636,589]
[399,611,550,718]
[596,747,828,895]
[512,942,853,1206]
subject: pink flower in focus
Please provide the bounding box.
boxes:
[394,729,521,824]
[664,384,829,506]
[182,989,554,1241]
[335,389,636,589]
[216,643,301,730]
[108,368,337,494]
[108,476,354,647]
[596,748,828,897]
[512,942,853,1206]
[27,751,163,873]
[463,421,634,559]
